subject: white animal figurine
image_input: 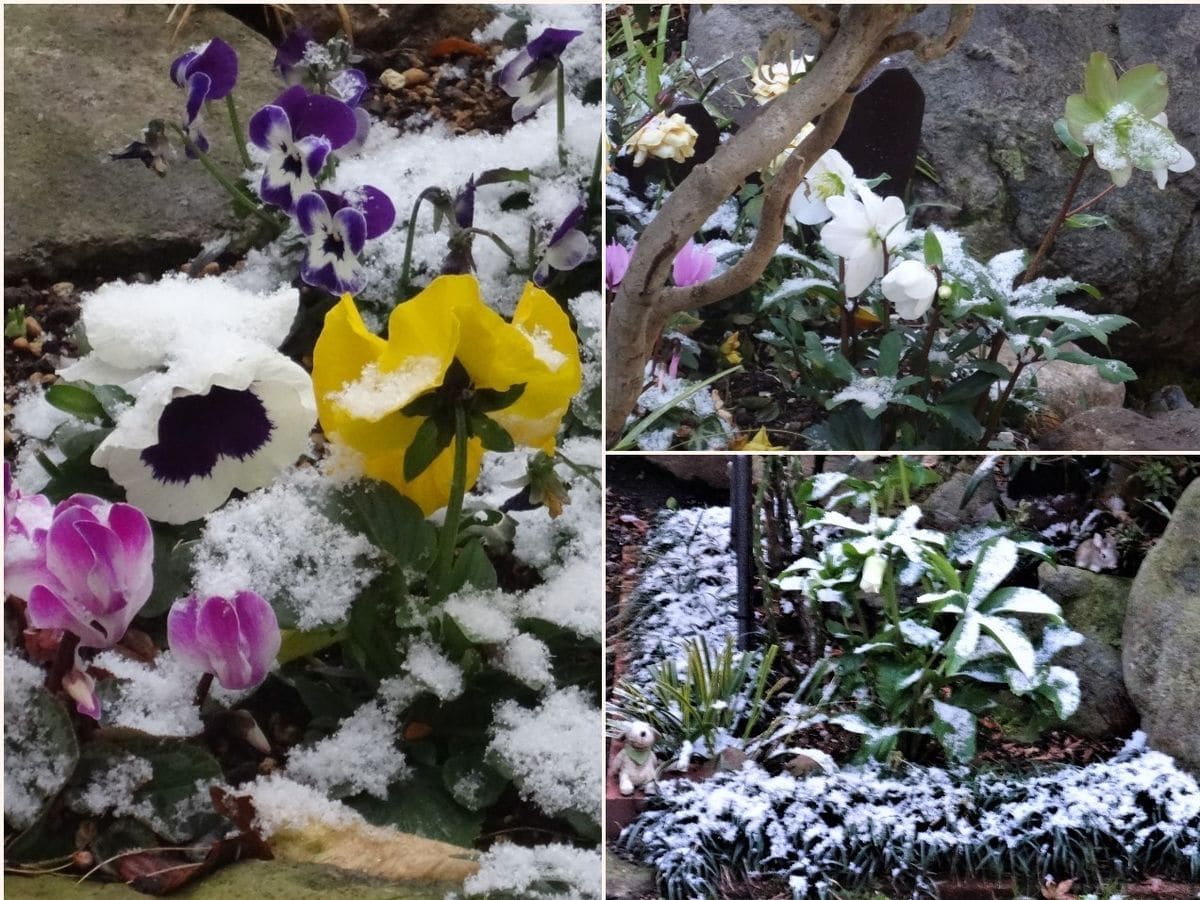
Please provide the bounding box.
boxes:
[1075,532,1118,572]
[609,721,661,796]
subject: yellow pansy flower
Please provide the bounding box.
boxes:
[312,275,581,515]
[743,427,783,451]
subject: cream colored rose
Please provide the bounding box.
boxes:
[750,54,815,104]
[627,113,699,166]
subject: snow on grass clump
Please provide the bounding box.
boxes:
[284,700,409,800]
[463,841,602,899]
[489,687,600,824]
[622,506,739,682]
[4,651,77,828]
[191,467,381,630]
[621,733,1200,898]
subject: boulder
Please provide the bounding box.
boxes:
[1123,478,1200,769]
[998,343,1126,427]
[1038,406,1200,450]
[648,455,734,490]
[687,6,1200,382]
[922,470,1001,532]
[1037,562,1138,740]
[4,6,283,283]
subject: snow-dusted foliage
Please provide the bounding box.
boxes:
[621,733,1200,899]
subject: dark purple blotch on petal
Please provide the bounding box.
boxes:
[140,387,273,484]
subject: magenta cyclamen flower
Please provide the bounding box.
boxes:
[24,495,154,649]
[170,37,239,154]
[672,239,717,287]
[249,84,359,213]
[606,242,633,292]
[4,463,54,602]
[296,186,395,295]
[498,27,582,121]
[168,592,281,691]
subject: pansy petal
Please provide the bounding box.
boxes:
[298,135,332,179]
[248,104,291,151]
[191,37,239,99]
[442,278,545,392]
[185,71,212,126]
[291,91,359,148]
[525,27,582,66]
[545,229,590,272]
[498,49,534,97]
[334,207,368,257]
[296,192,331,236]
[331,68,369,106]
[340,106,372,157]
[346,186,396,239]
[169,50,198,88]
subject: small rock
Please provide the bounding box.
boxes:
[27,340,43,356]
[1145,384,1194,416]
[201,260,220,277]
[23,316,41,339]
[379,68,406,91]
[402,67,430,86]
[922,470,1000,532]
[50,281,74,299]
[11,336,29,351]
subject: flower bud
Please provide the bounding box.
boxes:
[860,555,887,595]
[168,591,281,691]
[881,259,937,320]
[937,284,952,301]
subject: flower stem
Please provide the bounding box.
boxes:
[195,671,214,707]
[47,631,81,694]
[225,94,254,171]
[556,63,567,168]
[979,351,1038,447]
[1022,152,1093,285]
[1066,182,1116,218]
[170,124,280,232]
[399,187,443,298]
[433,404,470,602]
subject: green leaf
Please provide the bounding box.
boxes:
[93,384,136,420]
[442,747,509,811]
[404,417,453,482]
[937,371,999,405]
[1064,213,1114,230]
[349,765,483,847]
[1053,351,1137,383]
[876,331,903,378]
[473,382,527,413]
[50,419,108,460]
[468,411,515,453]
[931,700,977,762]
[449,539,497,594]
[277,627,345,665]
[45,383,108,424]
[66,732,223,842]
[923,230,944,268]
[614,366,742,450]
[1054,116,1090,158]
[476,167,531,186]
[4,685,78,846]
[329,479,437,570]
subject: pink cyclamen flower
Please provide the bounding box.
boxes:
[672,239,717,287]
[24,494,154,649]
[168,592,281,691]
[606,242,633,291]
[4,463,55,602]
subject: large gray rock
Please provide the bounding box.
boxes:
[4,6,283,283]
[1124,479,1200,769]
[687,7,1200,381]
[1039,406,1200,450]
[910,5,1200,382]
[998,342,1125,426]
[922,470,1000,532]
[1037,562,1138,741]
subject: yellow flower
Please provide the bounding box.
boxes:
[311,275,581,515]
[719,331,743,366]
[627,113,698,166]
[743,427,783,451]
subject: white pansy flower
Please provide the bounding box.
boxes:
[820,188,910,298]
[750,54,815,104]
[627,113,699,166]
[788,148,859,225]
[882,259,937,320]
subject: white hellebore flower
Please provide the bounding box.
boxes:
[57,275,316,525]
[765,122,815,177]
[627,113,698,166]
[882,259,938,320]
[820,188,909,298]
[788,148,858,226]
[860,554,887,594]
[1149,113,1195,189]
[750,54,815,104]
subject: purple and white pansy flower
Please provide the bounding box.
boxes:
[248,84,358,213]
[296,186,396,295]
[498,26,582,121]
[168,591,281,691]
[272,27,315,82]
[169,37,239,153]
[534,203,591,285]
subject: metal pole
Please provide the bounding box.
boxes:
[730,455,755,650]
